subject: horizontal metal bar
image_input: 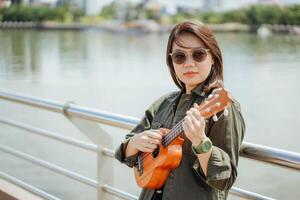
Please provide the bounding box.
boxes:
[103,184,273,200]
[0,171,61,200]
[230,186,275,200]
[0,91,63,113]
[66,104,138,130]
[0,117,98,153]
[0,90,139,130]
[0,144,98,188]
[103,184,138,200]
[102,148,115,158]
[240,142,300,171]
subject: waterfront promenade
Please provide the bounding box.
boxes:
[0,21,299,35]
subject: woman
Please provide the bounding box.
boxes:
[115,21,245,200]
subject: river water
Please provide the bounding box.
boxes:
[0,29,299,199]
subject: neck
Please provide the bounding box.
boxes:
[185,83,199,94]
[185,85,193,94]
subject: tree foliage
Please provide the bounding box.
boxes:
[0,5,83,22]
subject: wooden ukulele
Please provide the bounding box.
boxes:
[134,87,232,189]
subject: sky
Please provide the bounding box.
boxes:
[165,0,299,9]
[130,0,299,10]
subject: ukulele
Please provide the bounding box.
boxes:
[134,87,232,189]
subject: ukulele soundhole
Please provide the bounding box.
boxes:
[152,146,160,158]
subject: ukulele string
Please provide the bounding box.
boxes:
[138,118,184,162]
[138,119,183,162]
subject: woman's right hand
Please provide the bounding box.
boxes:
[125,129,168,156]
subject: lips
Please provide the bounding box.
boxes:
[183,71,198,77]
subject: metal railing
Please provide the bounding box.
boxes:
[0,90,299,200]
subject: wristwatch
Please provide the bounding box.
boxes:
[192,137,212,154]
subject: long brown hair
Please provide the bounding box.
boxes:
[166,21,224,92]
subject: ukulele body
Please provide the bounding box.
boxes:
[134,137,184,189]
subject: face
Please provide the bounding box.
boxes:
[171,32,214,93]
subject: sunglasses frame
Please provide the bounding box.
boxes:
[169,48,210,64]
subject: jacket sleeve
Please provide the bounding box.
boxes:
[114,95,167,168]
[192,99,246,191]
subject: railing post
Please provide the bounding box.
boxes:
[63,102,113,200]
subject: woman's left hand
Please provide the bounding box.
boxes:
[182,103,207,146]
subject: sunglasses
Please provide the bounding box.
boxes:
[169,48,210,65]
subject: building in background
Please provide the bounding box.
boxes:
[258,0,278,5]
[81,0,112,16]
[203,0,223,12]
[57,0,113,15]
[0,0,13,7]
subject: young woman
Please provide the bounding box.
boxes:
[115,21,245,200]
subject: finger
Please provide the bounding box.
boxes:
[186,110,192,117]
[184,116,195,133]
[137,142,153,152]
[140,146,154,152]
[186,111,195,122]
[143,141,157,150]
[200,117,206,126]
[193,103,199,108]
[182,120,193,138]
[149,138,161,145]
[159,128,169,136]
[190,108,201,121]
[188,110,201,125]
[191,116,201,130]
[184,115,192,127]
[182,120,190,135]
[147,131,162,140]
[140,135,159,145]
[191,113,206,130]
[191,109,206,126]
[187,109,200,122]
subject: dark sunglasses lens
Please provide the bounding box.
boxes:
[193,49,207,62]
[172,52,186,64]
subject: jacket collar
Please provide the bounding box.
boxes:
[165,82,207,103]
[191,82,206,97]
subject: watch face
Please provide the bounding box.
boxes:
[193,138,212,154]
[202,140,212,152]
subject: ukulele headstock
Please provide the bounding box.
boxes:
[197,88,232,121]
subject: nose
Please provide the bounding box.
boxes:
[182,53,195,68]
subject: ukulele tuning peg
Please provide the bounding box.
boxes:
[224,108,229,116]
[213,114,218,122]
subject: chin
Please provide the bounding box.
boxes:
[184,79,204,86]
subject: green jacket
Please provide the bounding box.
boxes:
[115,84,246,200]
